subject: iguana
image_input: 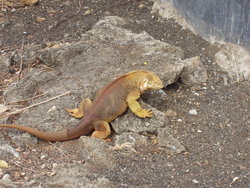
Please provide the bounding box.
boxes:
[0,70,163,141]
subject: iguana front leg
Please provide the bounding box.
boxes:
[126,90,153,118]
[66,98,92,118]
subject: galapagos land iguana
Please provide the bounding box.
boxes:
[0,70,163,141]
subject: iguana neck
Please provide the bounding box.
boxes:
[124,71,148,92]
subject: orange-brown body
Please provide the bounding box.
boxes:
[0,70,163,141]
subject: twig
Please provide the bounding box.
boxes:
[8,92,48,104]
[77,0,82,13]
[0,47,17,53]
[48,141,69,161]
[111,142,137,153]
[16,38,25,78]
[13,162,39,172]
[0,91,71,117]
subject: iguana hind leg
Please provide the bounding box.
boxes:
[126,90,153,118]
[91,121,111,139]
[66,98,92,119]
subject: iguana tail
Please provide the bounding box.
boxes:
[0,120,93,141]
[0,124,69,141]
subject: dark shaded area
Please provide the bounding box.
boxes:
[168,0,250,49]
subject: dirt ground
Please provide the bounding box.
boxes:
[0,0,249,187]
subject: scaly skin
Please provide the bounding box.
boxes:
[0,70,163,141]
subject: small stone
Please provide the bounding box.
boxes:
[231,177,239,183]
[0,145,20,158]
[15,147,22,152]
[83,9,93,15]
[47,171,56,176]
[22,152,30,159]
[189,109,198,115]
[48,105,57,113]
[138,4,145,9]
[0,104,8,113]
[40,154,47,160]
[1,174,11,180]
[52,163,58,168]
[193,92,199,96]
[0,160,8,168]
[192,179,199,184]
[36,17,46,22]
[165,110,177,118]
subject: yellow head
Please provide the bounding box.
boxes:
[139,71,163,92]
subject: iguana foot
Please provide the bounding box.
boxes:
[91,121,111,139]
[66,98,92,119]
[135,109,153,118]
[65,108,84,118]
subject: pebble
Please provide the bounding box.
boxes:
[36,17,46,22]
[189,109,198,115]
[52,163,58,168]
[40,154,47,160]
[1,174,11,180]
[22,151,30,159]
[0,160,8,168]
[138,4,145,9]
[165,110,177,118]
[192,179,199,184]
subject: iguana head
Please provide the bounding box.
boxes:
[140,71,163,91]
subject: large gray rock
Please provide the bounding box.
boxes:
[157,127,186,155]
[214,43,250,83]
[35,163,114,188]
[114,132,149,148]
[0,174,17,188]
[84,177,115,188]
[78,137,117,169]
[112,102,167,134]
[0,15,191,188]
[1,16,186,145]
[0,133,20,159]
[180,56,208,85]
